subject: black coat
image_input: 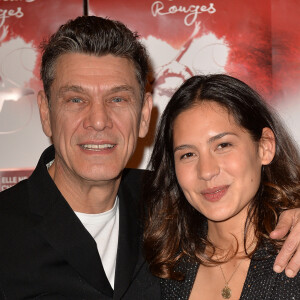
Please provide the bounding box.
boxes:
[0,146,160,299]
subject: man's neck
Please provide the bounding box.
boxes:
[48,163,121,214]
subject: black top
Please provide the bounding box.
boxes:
[161,243,300,300]
[0,145,160,299]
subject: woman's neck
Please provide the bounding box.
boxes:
[206,208,256,257]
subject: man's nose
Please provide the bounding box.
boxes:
[197,153,220,181]
[83,102,113,131]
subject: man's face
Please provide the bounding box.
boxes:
[38,53,152,184]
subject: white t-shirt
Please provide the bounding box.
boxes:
[75,197,119,289]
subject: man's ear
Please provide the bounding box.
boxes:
[37,90,52,138]
[139,92,153,138]
[259,127,276,165]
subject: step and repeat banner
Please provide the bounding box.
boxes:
[0,0,300,190]
[0,0,83,190]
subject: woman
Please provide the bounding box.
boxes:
[143,74,300,299]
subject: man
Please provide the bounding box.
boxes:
[0,16,157,299]
[0,15,299,299]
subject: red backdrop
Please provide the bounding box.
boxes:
[1,0,299,187]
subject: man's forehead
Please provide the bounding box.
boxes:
[52,53,140,91]
[55,52,135,70]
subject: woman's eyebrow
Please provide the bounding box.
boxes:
[208,132,237,144]
[173,144,196,153]
[173,132,238,152]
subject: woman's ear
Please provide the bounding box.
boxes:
[259,127,276,165]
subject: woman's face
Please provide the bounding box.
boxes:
[173,101,273,223]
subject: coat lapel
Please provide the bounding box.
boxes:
[28,146,113,297]
[113,169,145,299]
[35,197,114,296]
[240,244,278,299]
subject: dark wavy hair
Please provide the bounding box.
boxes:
[40,16,150,102]
[143,74,300,280]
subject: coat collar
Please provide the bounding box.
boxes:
[27,146,145,298]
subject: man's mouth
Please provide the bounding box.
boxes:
[80,144,116,151]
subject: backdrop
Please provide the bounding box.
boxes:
[0,0,299,190]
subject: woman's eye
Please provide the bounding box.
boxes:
[181,152,195,159]
[217,142,231,149]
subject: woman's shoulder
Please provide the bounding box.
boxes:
[241,241,300,299]
[160,255,199,300]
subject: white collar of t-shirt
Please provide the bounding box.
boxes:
[75,197,119,289]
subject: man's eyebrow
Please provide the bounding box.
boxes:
[173,132,238,153]
[57,84,136,98]
[57,85,85,97]
[108,85,135,94]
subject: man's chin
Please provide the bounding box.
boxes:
[79,168,123,183]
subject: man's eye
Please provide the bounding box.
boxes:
[111,97,125,103]
[70,97,83,103]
